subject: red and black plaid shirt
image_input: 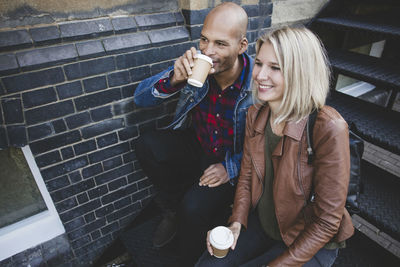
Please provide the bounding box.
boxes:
[155,55,249,162]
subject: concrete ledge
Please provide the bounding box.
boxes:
[0,12,182,54]
[0,54,19,75]
[174,12,185,25]
[181,9,210,25]
[0,11,189,74]
[102,32,151,54]
[135,13,177,31]
[0,30,32,52]
[148,27,189,47]
[17,44,78,71]
[76,40,106,59]
[29,26,62,46]
[59,18,114,41]
[111,17,138,34]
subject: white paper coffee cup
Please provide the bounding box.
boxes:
[209,226,234,258]
[187,54,213,87]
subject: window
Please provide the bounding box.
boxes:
[0,146,65,261]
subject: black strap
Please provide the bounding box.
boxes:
[307,109,318,164]
[306,109,319,203]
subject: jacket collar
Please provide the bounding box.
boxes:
[253,104,308,141]
[242,53,254,93]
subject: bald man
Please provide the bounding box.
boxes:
[134,2,253,264]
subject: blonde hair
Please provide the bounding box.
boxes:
[253,26,331,124]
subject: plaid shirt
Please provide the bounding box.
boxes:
[155,55,249,162]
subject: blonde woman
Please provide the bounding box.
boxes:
[196,26,354,267]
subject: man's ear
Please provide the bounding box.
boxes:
[238,37,249,55]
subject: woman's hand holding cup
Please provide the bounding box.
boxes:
[206,222,241,258]
[228,222,241,250]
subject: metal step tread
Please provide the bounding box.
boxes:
[120,214,180,267]
[333,229,400,266]
[327,49,400,89]
[316,16,400,38]
[356,161,400,241]
[119,211,400,267]
[352,214,400,258]
[327,91,400,155]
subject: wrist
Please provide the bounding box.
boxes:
[231,222,241,229]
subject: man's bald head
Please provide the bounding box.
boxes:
[204,2,248,40]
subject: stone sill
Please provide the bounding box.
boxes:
[0,12,186,75]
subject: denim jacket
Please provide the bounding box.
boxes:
[134,53,254,183]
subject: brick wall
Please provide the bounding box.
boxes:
[0,1,272,266]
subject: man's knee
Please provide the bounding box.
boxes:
[180,191,201,220]
[134,131,153,154]
[179,187,216,224]
[134,130,164,165]
[135,130,179,163]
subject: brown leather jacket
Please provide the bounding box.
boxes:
[229,104,354,266]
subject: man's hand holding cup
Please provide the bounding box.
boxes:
[171,47,214,87]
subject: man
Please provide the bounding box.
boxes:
[134,2,253,264]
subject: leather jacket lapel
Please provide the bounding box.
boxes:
[248,104,269,181]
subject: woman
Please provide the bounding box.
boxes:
[196,26,354,266]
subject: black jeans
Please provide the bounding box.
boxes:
[135,129,235,266]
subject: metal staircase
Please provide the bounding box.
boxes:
[309,0,400,153]
[308,0,400,265]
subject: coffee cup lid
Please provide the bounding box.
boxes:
[209,226,234,250]
[196,54,213,66]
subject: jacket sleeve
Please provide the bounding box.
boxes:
[134,66,181,107]
[228,106,256,228]
[270,116,351,266]
[224,150,242,184]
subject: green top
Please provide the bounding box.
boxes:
[257,117,282,241]
[256,117,346,249]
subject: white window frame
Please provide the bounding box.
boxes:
[0,146,65,261]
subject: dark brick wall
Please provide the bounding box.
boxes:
[0,2,272,266]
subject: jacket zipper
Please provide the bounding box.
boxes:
[251,154,264,210]
[297,141,307,208]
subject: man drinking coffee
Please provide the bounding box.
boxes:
[134,2,253,265]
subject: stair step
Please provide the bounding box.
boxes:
[118,199,400,267]
[357,161,400,240]
[327,49,400,89]
[120,215,180,267]
[333,229,400,266]
[327,91,400,155]
[352,214,400,258]
[315,16,400,38]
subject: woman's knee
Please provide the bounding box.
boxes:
[180,185,234,226]
[195,250,237,267]
[305,248,338,267]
